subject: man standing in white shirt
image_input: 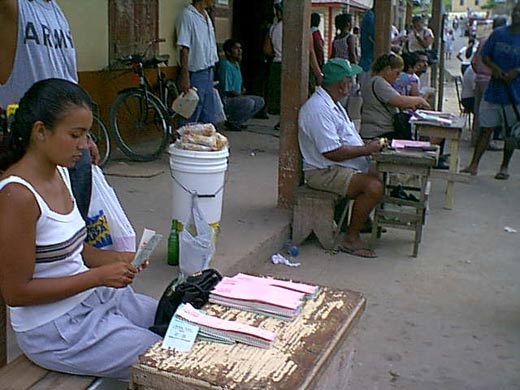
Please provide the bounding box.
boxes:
[299,58,384,258]
[176,0,220,125]
[407,15,434,52]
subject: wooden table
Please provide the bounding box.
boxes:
[371,149,437,257]
[130,287,365,390]
[413,116,470,209]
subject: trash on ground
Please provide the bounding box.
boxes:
[504,226,517,233]
[271,253,301,267]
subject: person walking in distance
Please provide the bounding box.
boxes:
[462,4,520,180]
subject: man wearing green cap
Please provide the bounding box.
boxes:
[299,58,384,258]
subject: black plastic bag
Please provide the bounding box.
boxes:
[149,268,223,336]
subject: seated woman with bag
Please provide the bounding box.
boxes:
[0,79,161,381]
[360,53,429,140]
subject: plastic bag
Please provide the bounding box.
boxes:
[86,165,136,251]
[213,88,226,124]
[179,196,215,277]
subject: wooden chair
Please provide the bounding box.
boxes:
[0,295,97,390]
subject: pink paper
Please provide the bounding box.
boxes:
[176,303,276,342]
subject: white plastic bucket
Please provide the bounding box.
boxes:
[169,144,229,225]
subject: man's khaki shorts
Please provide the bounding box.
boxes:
[305,166,359,196]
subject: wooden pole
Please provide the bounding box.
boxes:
[437,12,447,111]
[430,0,443,110]
[374,0,392,58]
[278,0,310,208]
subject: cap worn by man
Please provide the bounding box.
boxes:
[322,58,363,84]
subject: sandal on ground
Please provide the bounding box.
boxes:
[494,172,510,180]
[337,245,378,259]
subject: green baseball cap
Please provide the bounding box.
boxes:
[322,58,362,84]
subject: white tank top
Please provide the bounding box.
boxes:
[0,0,78,109]
[0,167,93,332]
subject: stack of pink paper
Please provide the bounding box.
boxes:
[176,303,276,348]
[209,274,318,320]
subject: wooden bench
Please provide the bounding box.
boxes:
[0,296,97,390]
[292,186,350,250]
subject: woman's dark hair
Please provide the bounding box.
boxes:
[311,12,320,28]
[401,52,419,72]
[0,78,93,171]
[465,38,476,58]
[372,53,404,73]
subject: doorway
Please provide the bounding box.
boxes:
[232,0,274,98]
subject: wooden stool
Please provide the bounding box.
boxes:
[370,150,437,257]
[292,186,350,250]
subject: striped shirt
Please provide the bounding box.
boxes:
[0,167,93,332]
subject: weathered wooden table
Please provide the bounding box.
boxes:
[130,287,365,390]
[371,149,438,257]
[413,116,470,209]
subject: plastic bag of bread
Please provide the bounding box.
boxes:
[181,133,218,149]
[178,123,216,137]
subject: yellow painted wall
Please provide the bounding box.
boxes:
[57,0,108,71]
[57,0,190,72]
[451,0,486,13]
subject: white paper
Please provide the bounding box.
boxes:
[132,228,163,268]
[162,313,199,352]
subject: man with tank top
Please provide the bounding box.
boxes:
[0,0,98,219]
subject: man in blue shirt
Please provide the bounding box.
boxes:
[462,3,520,180]
[217,39,265,132]
[358,5,375,89]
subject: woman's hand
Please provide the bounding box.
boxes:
[413,97,430,110]
[117,251,151,272]
[95,261,137,288]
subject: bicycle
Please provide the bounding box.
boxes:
[90,103,111,167]
[109,38,179,162]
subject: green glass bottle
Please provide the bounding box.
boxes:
[167,219,179,266]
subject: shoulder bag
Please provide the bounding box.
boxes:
[372,80,412,140]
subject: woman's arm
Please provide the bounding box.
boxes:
[388,94,429,110]
[0,184,137,307]
[347,35,358,64]
[82,245,134,268]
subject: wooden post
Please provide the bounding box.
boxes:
[430,0,443,110]
[437,13,447,111]
[374,0,392,58]
[0,296,6,367]
[406,0,413,28]
[278,0,310,208]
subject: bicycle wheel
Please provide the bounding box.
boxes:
[110,89,169,161]
[90,114,111,167]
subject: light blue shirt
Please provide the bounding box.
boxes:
[176,5,218,73]
[298,87,370,172]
